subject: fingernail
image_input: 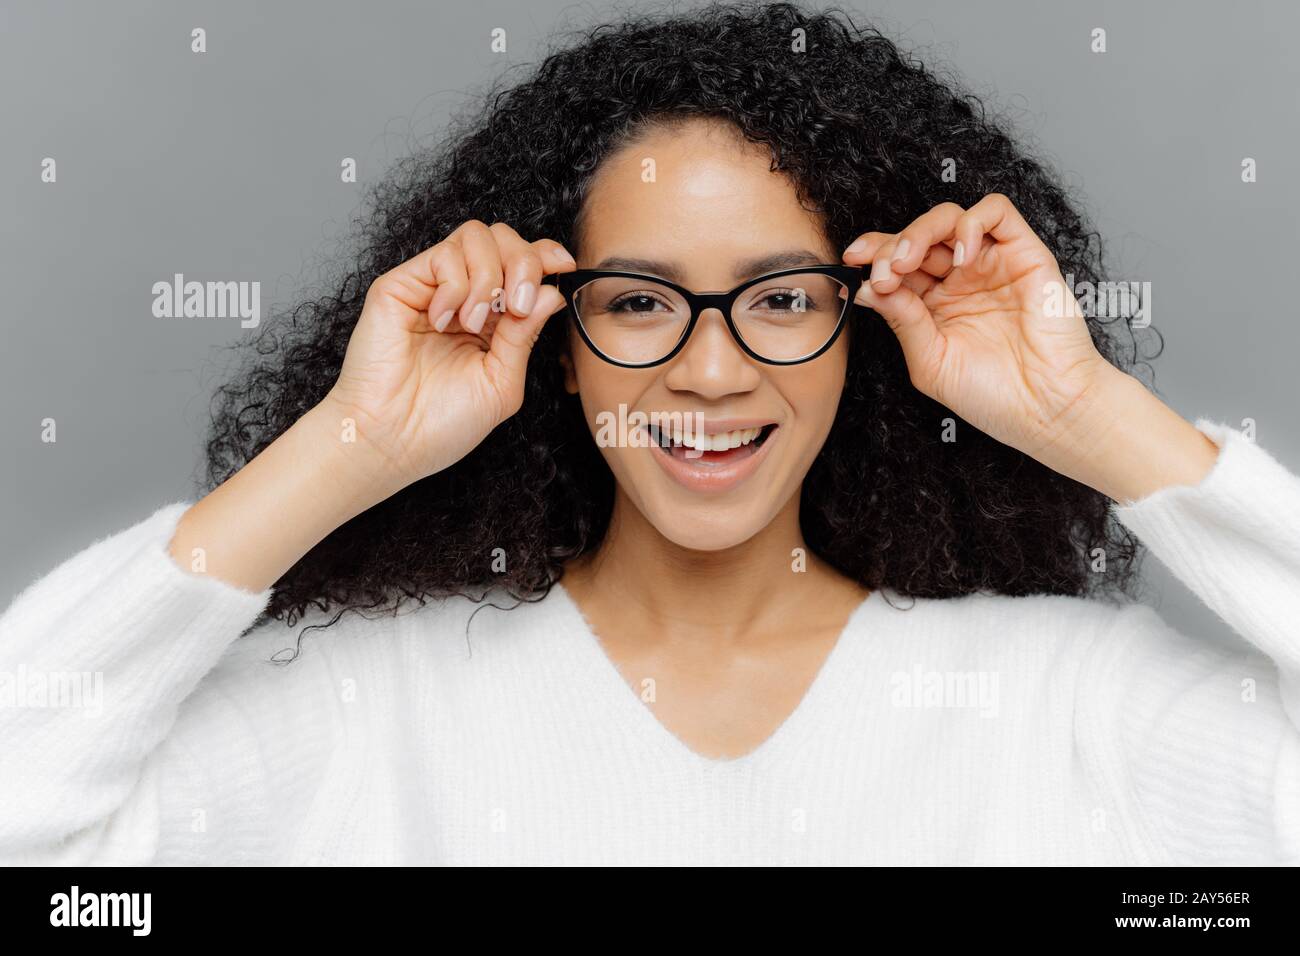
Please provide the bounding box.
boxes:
[555,248,577,266]
[467,302,490,333]
[953,241,965,267]
[467,308,491,338]
[434,310,455,332]
[891,239,911,266]
[845,238,868,255]
[513,282,536,315]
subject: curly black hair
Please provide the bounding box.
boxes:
[205,1,1159,632]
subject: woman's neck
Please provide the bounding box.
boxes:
[561,487,870,645]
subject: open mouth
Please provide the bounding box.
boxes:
[645,423,778,466]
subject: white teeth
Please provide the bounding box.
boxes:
[671,426,763,451]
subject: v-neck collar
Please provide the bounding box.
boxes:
[550,579,891,774]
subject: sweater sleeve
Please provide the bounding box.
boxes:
[1079,420,1300,864]
[0,502,274,863]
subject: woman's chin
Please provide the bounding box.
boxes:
[640,503,772,553]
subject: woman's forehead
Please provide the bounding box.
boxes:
[578,126,828,260]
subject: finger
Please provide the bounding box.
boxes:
[953,193,1031,270]
[868,238,903,293]
[855,278,943,385]
[368,240,465,330]
[490,222,544,319]
[457,221,504,335]
[886,202,966,279]
[867,241,954,282]
[842,231,894,267]
[530,238,579,275]
[868,238,951,293]
[919,242,955,277]
[952,232,998,273]
[428,242,470,332]
[483,285,567,410]
[848,203,968,293]
[899,268,939,299]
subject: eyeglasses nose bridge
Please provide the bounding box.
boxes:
[680,292,739,351]
[688,290,734,319]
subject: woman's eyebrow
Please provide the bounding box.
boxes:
[733,250,826,279]
[592,256,682,280]
[591,250,827,284]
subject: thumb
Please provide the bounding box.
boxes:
[484,284,567,403]
[857,282,943,386]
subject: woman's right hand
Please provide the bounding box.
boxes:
[167,222,576,594]
[322,220,577,486]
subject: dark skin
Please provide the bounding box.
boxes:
[559,119,1215,760]
[557,120,870,759]
[170,118,1217,762]
[561,561,867,762]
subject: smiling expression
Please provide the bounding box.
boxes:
[562,117,851,552]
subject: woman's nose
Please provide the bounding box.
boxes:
[661,308,761,397]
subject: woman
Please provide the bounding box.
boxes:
[2,2,1297,865]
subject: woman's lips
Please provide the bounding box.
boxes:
[646,424,779,493]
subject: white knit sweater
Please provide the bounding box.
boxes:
[2,419,1298,865]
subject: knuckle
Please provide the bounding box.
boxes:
[516,252,543,276]
[427,244,453,272]
[367,272,396,298]
[979,192,1014,215]
[438,274,469,297]
[465,247,503,278]
[438,238,464,264]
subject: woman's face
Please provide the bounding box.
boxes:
[564,118,849,551]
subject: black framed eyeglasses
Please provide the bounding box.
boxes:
[542,264,865,367]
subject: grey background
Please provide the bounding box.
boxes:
[2,0,1297,644]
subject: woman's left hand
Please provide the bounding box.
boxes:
[843,193,1220,502]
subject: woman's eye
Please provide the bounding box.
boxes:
[755,289,815,312]
[609,293,669,313]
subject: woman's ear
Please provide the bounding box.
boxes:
[559,349,579,395]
